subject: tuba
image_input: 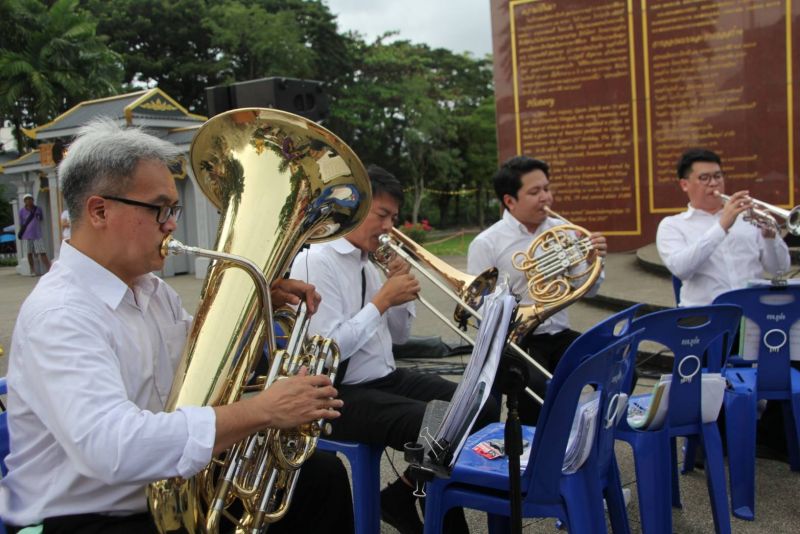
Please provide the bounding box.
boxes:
[146,108,371,533]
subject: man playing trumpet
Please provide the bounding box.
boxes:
[656,148,790,307]
[467,156,607,425]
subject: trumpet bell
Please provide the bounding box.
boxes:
[788,206,800,235]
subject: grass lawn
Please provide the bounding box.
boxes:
[423,231,478,256]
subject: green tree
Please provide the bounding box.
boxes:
[83,0,356,113]
[205,0,316,81]
[328,37,496,225]
[82,0,223,112]
[454,97,498,227]
[0,0,123,152]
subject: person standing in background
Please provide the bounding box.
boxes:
[18,193,51,276]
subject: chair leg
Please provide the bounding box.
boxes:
[784,396,800,471]
[422,480,447,534]
[700,424,732,534]
[681,436,698,474]
[487,513,511,534]
[604,459,632,534]
[561,472,608,534]
[725,391,756,521]
[669,437,682,508]
[629,435,672,534]
[352,445,383,533]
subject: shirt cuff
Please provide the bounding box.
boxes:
[175,406,216,478]
[359,302,382,325]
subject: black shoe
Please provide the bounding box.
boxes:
[756,443,789,463]
[381,479,423,534]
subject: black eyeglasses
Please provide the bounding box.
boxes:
[695,171,724,183]
[101,196,183,224]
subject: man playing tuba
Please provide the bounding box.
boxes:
[0,119,353,534]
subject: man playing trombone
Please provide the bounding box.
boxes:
[290,165,499,534]
[467,156,607,425]
[656,148,790,307]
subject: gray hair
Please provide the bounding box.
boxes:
[59,117,182,224]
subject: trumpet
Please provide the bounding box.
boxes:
[715,191,800,236]
[374,228,548,404]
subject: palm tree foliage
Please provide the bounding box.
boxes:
[0,0,123,152]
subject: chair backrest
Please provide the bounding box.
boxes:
[713,286,800,394]
[537,304,642,427]
[630,305,741,429]
[0,377,8,477]
[525,331,641,504]
[672,276,682,307]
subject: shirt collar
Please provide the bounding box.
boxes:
[58,242,159,311]
[330,237,369,263]
[680,203,720,219]
[502,209,531,235]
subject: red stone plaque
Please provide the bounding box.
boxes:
[491,0,799,250]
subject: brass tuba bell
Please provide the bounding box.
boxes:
[146,108,371,533]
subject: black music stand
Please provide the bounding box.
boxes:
[495,353,530,534]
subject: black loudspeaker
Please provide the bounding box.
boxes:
[205,77,329,122]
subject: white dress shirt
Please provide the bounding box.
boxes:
[656,205,791,307]
[289,238,414,385]
[0,242,215,526]
[467,210,604,335]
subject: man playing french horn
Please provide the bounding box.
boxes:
[0,120,354,534]
[467,156,607,425]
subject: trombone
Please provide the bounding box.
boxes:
[374,228,549,404]
[715,191,800,235]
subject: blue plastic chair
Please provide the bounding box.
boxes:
[422,331,641,534]
[316,438,382,534]
[616,305,741,534]
[537,304,642,430]
[712,286,800,520]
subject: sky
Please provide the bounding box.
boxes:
[323,0,494,58]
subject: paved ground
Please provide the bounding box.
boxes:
[1,249,799,532]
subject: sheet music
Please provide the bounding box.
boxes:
[740,282,800,361]
[626,372,726,430]
[561,390,600,474]
[738,317,800,361]
[432,287,517,467]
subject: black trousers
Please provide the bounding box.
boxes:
[7,451,353,534]
[504,329,581,426]
[332,368,499,450]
